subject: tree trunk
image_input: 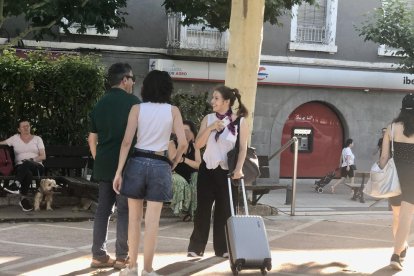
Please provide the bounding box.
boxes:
[225,0,265,142]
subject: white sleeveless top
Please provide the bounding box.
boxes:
[135,103,173,151]
[203,113,240,170]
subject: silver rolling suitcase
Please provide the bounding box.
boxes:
[225,175,272,275]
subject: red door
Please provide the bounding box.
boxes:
[280,102,343,178]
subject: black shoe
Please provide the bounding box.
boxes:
[4,182,20,195]
[19,198,33,212]
[401,246,408,261]
[390,254,403,270]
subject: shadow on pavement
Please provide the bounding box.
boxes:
[157,256,227,275]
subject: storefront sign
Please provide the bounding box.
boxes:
[150,59,414,91]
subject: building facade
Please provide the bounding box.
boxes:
[2,0,413,180]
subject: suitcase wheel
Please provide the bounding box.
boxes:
[261,268,267,275]
[231,265,238,275]
[264,258,272,271]
[231,260,243,275]
[231,264,242,275]
[317,187,323,193]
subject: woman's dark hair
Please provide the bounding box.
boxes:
[394,110,414,137]
[17,118,30,128]
[141,70,173,103]
[214,85,249,117]
[183,120,197,137]
[107,63,133,87]
[344,138,353,148]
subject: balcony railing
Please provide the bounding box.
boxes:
[167,13,228,52]
[296,25,327,44]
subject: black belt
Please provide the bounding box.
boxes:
[132,149,172,166]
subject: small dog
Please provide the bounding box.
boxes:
[34,179,58,211]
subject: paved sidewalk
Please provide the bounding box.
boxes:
[0,180,412,275]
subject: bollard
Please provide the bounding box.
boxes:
[285,185,292,205]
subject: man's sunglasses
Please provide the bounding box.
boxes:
[125,75,136,82]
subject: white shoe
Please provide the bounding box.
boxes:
[187,251,201,257]
[119,266,138,276]
[141,269,162,276]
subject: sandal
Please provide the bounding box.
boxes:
[114,256,129,270]
[90,255,115,268]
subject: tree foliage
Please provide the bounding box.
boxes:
[162,0,315,32]
[357,0,414,73]
[171,92,212,129]
[0,49,105,145]
[0,0,128,47]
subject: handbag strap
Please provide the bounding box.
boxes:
[391,123,394,157]
[232,116,242,151]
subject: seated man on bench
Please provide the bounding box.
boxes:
[0,119,46,211]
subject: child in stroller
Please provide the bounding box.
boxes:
[314,169,338,193]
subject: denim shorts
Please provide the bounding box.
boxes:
[120,156,172,202]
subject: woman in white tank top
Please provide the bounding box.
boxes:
[187,85,249,258]
[113,70,186,276]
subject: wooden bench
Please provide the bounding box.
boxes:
[344,171,370,203]
[0,145,98,200]
[43,145,98,200]
[246,156,289,205]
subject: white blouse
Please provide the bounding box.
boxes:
[341,147,355,167]
[203,113,240,170]
[6,134,45,165]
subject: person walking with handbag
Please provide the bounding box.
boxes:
[187,85,249,258]
[380,93,414,270]
[330,138,356,194]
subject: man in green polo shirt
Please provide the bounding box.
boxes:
[88,63,140,269]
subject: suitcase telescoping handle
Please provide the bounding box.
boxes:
[227,174,249,216]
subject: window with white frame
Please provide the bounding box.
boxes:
[378,0,413,56]
[289,0,338,53]
[167,13,229,51]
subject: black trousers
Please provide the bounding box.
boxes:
[15,161,44,195]
[188,161,238,256]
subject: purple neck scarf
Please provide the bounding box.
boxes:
[215,109,235,141]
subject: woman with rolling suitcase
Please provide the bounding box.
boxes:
[187,85,249,258]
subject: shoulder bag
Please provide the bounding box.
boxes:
[0,145,14,176]
[363,124,401,198]
[227,117,260,185]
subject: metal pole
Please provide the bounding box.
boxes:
[291,137,298,216]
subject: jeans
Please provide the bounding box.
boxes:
[92,180,128,260]
[121,156,172,201]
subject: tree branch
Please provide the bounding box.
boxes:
[29,0,51,10]
[0,19,56,49]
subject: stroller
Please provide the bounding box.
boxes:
[314,168,339,193]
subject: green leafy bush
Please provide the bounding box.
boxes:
[171,92,212,129]
[0,49,105,145]
[0,49,210,145]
